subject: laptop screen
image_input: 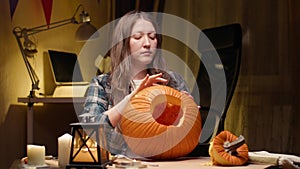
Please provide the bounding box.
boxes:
[48,50,84,84]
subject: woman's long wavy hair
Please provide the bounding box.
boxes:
[110,11,167,104]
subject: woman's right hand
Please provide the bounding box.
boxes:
[132,73,168,95]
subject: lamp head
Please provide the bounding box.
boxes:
[80,11,91,23]
[75,8,99,41]
[75,23,98,42]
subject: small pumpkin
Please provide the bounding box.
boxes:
[209,130,249,166]
[120,85,202,159]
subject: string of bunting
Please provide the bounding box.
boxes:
[9,0,53,26]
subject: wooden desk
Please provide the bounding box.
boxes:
[10,157,272,169]
[18,96,86,143]
[138,157,272,169]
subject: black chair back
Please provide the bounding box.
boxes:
[190,23,242,156]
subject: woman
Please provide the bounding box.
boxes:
[82,11,190,155]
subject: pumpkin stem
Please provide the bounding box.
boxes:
[223,135,245,154]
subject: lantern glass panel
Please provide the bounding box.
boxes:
[72,127,99,163]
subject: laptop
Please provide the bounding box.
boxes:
[48,50,89,97]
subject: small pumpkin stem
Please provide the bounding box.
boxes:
[223,135,245,154]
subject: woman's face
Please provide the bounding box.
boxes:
[129,19,157,67]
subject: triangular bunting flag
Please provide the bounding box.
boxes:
[41,0,53,26]
[9,0,19,20]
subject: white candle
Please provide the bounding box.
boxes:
[27,145,45,166]
[58,133,72,167]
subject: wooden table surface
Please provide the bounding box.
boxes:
[107,157,272,169]
[11,157,273,169]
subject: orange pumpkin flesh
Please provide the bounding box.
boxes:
[209,130,249,166]
[120,85,201,159]
[152,97,183,126]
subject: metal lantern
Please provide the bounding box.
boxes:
[67,123,111,169]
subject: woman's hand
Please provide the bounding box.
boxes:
[132,73,168,95]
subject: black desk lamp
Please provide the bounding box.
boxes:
[12,4,99,98]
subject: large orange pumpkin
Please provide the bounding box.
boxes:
[209,130,249,166]
[120,85,202,159]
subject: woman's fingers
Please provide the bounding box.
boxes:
[143,73,167,86]
[146,73,162,84]
[137,73,168,91]
[142,74,150,86]
[148,73,168,84]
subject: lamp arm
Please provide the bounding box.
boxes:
[24,55,40,92]
[13,4,84,37]
[12,4,86,97]
[13,18,75,38]
[13,30,40,97]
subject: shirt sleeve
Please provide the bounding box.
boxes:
[82,75,110,123]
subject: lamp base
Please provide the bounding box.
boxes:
[28,90,37,98]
